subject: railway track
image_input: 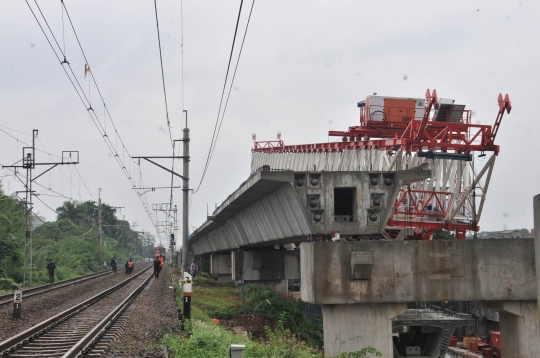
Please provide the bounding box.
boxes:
[0,271,111,307]
[0,265,154,357]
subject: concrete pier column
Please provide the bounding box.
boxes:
[210,252,232,283]
[241,250,300,297]
[484,300,540,358]
[322,303,407,357]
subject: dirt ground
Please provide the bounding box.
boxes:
[220,312,278,340]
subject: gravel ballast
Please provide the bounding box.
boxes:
[0,267,151,342]
[103,266,180,358]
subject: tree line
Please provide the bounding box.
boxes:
[0,182,155,291]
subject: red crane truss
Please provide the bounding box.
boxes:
[252,89,512,239]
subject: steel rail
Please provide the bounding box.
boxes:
[0,271,111,306]
[62,273,154,357]
[0,265,152,356]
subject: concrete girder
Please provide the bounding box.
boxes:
[252,150,496,233]
[189,169,430,256]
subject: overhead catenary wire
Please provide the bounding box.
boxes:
[61,1,169,233]
[151,0,177,241]
[208,0,256,165]
[194,0,249,194]
[32,199,96,238]
[1,159,72,201]
[25,0,157,229]
[74,166,96,201]
[152,0,174,148]
[36,135,87,196]
[7,167,72,200]
[0,127,61,159]
[38,0,136,170]
[0,124,31,136]
[1,124,96,201]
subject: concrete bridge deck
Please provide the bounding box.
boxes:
[189,168,430,255]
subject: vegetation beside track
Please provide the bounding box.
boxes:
[0,183,156,291]
[165,271,381,358]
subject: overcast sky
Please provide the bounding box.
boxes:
[1,0,539,248]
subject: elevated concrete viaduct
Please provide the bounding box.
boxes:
[190,168,431,253]
[189,168,540,358]
[301,239,539,357]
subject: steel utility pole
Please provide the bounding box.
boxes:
[24,132,36,286]
[98,188,103,269]
[132,109,190,272]
[2,129,79,286]
[182,110,190,274]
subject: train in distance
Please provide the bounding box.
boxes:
[154,247,166,257]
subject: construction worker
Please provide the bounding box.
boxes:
[110,255,117,275]
[190,260,198,278]
[46,259,56,284]
[153,257,160,278]
[125,261,129,275]
[158,254,164,274]
[128,260,134,274]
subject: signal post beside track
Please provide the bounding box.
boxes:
[12,290,22,318]
[182,272,192,319]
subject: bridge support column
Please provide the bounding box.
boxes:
[484,301,540,358]
[241,250,300,297]
[323,303,407,357]
[210,253,232,283]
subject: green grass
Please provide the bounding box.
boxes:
[165,272,381,358]
[163,313,321,358]
[245,284,323,348]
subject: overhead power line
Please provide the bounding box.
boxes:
[0,127,61,159]
[25,0,157,229]
[1,161,71,201]
[152,0,174,148]
[1,124,96,201]
[195,0,244,193]
[0,124,32,136]
[62,1,140,158]
[36,135,95,200]
[209,0,256,167]
[152,0,178,240]
[194,0,256,194]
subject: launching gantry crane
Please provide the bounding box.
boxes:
[251,89,511,239]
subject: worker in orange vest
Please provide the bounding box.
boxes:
[128,260,134,274]
[158,254,164,274]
